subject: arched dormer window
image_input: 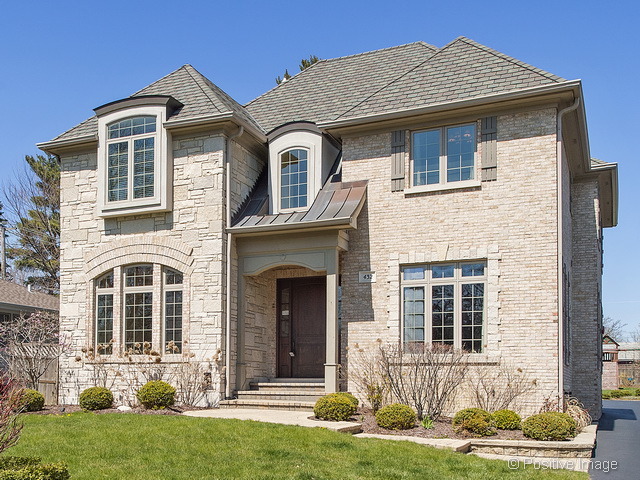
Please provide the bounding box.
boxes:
[280,148,308,210]
[106,116,156,202]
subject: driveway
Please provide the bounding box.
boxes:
[591,400,640,479]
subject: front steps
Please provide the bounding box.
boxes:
[220,379,324,411]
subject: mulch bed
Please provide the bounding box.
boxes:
[350,408,527,441]
[24,405,206,416]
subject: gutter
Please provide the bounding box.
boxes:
[224,125,244,399]
[319,81,582,130]
[556,97,580,408]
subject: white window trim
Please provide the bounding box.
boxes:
[162,268,184,354]
[97,105,171,217]
[277,145,314,214]
[409,123,478,190]
[400,261,487,353]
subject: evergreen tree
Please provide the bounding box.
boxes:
[275,55,320,85]
[4,154,60,293]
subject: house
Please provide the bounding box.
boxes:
[38,37,618,417]
[0,279,59,402]
[616,342,640,387]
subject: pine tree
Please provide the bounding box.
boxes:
[275,55,320,85]
[4,154,60,293]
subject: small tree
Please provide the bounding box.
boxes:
[468,363,537,412]
[0,311,66,390]
[378,343,468,420]
[276,55,320,85]
[347,342,388,413]
[0,373,23,454]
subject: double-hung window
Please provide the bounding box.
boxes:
[412,124,476,187]
[106,116,156,202]
[95,271,114,354]
[402,262,486,352]
[280,148,308,210]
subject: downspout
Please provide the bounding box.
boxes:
[225,125,244,399]
[556,97,580,408]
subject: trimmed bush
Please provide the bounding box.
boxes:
[0,456,69,480]
[136,381,176,409]
[522,412,576,441]
[20,389,44,412]
[609,390,625,398]
[314,394,356,421]
[375,403,416,430]
[453,408,496,436]
[636,388,640,397]
[491,409,521,430]
[602,391,612,399]
[333,392,359,408]
[79,387,114,411]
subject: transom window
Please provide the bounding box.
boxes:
[106,116,156,202]
[412,124,476,186]
[401,262,486,353]
[94,265,184,355]
[280,148,308,210]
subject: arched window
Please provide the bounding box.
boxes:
[94,264,185,355]
[280,148,308,210]
[106,116,156,202]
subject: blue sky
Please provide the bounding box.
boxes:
[0,0,638,334]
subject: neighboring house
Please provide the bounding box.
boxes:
[0,279,60,402]
[617,342,640,387]
[39,37,618,417]
[602,335,620,390]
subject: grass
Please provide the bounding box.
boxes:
[3,413,588,480]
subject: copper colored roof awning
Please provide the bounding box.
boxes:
[229,180,367,235]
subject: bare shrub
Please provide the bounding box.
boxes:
[468,363,537,412]
[0,374,23,454]
[347,342,389,413]
[378,343,468,420]
[564,396,591,432]
[168,342,221,407]
[0,311,68,390]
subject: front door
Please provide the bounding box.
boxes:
[277,277,326,378]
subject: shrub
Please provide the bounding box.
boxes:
[334,392,359,408]
[136,381,176,409]
[314,394,356,421]
[522,412,576,441]
[375,404,416,430]
[19,389,44,412]
[609,390,625,398]
[452,408,495,436]
[491,409,521,430]
[0,456,69,480]
[602,391,612,399]
[79,387,113,411]
[636,388,640,397]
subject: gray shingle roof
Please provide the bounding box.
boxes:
[48,37,567,143]
[53,65,262,142]
[0,279,59,312]
[245,42,438,133]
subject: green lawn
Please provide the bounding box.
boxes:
[3,413,587,480]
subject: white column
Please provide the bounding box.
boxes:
[325,249,339,393]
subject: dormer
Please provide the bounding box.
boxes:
[267,122,340,214]
[94,95,183,217]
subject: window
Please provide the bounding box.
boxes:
[412,124,476,186]
[401,262,486,353]
[280,148,308,210]
[106,116,156,202]
[94,265,184,355]
[95,271,114,354]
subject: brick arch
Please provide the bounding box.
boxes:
[84,236,194,280]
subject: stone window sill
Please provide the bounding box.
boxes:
[404,180,481,196]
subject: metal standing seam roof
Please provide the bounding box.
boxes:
[0,279,59,311]
[230,180,368,234]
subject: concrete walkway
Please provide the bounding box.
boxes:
[591,400,640,479]
[184,408,362,433]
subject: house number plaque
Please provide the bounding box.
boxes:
[358,271,376,283]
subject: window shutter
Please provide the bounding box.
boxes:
[391,130,406,191]
[481,116,497,181]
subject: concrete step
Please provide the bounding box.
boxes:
[219,399,316,411]
[237,390,322,402]
[250,382,325,393]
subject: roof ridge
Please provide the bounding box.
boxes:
[182,64,228,114]
[131,64,191,97]
[335,43,444,120]
[457,37,565,83]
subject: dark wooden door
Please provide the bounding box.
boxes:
[277,277,326,378]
